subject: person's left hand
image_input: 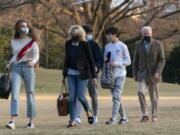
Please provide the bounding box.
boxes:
[110,62,117,67]
[27,61,35,67]
[154,73,160,79]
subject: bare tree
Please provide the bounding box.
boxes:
[0,0,179,47]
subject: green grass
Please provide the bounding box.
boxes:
[34,68,180,97]
[0,68,180,135]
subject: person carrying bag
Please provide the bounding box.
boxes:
[57,82,69,116]
[102,27,131,125]
[6,20,39,130]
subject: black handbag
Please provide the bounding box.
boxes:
[57,82,69,116]
[0,69,11,99]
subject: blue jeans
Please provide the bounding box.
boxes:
[75,79,98,120]
[11,63,36,118]
[111,76,127,121]
[67,75,90,121]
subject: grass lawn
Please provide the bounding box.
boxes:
[34,68,180,96]
[0,68,180,135]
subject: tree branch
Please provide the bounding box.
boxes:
[0,0,37,10]
[92,0,104,33]
[33,23,67,38]
[72,6,83,24]
[155,29,180,40]
[110,0,135,19]
[94,0,135,41]
[38,0,70,35]
[111,1,148,25]
[159,9,180,19]
[83,2,93,23]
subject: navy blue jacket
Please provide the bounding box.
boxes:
[88,40,103,71]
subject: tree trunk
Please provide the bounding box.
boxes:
[45,30,49,68]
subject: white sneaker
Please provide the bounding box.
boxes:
[75,117,81,124]
[106,118,116,125]
[93,116,98,124]
[26,123,35,128]
[118,118,128,124]
[6,121,15,130]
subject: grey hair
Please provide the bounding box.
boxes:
[141,26,152,35]
[68,25,87,41]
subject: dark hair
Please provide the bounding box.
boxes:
[14,19,37,40]
[82,25,93,33]
[105,27,119,36]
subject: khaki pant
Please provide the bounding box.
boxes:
[137,79,159,117]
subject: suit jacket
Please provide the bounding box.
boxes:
[63,40,96,80]
[132,39,165,82]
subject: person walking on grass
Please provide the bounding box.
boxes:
[6,20,39,129]
[132,26,165,122]
[62,25,96,128]
[104,27,131,125]
[74,25,103,125]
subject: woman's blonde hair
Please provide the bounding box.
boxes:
[68,25,87,41]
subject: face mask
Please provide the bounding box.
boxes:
[20,28,29,34]
[71,35,80,42]
[143,36,151,42]
[106,35,112,41]
[86,34,93,41]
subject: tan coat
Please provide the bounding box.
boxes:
[132,39,165,82]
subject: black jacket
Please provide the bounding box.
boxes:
[63,40,96,80]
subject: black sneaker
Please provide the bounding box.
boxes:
[88,117,94,124]
[26,123,35,128]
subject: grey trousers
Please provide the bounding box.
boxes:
[87,79,98,116]
[75,79,98,118]
[110,76,127,121]
[137,79,159,117]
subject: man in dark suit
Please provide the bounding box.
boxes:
[132,26,165,122]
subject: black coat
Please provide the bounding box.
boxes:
[88,40,103,70]
[63,40,96,80]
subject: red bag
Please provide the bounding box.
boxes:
[57,83,69,116]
